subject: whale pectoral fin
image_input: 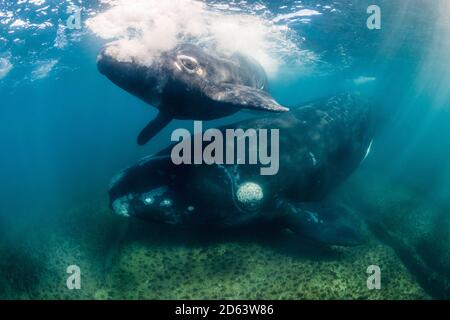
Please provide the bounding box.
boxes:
[137,112,172,146]
[279,200,366,247]
[209,84,289,112]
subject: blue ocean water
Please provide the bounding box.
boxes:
[0,0,449,299]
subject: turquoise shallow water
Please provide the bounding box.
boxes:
[0,0,449,299]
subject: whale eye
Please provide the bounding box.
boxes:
[177,55,199,73]
[182,58,197,70]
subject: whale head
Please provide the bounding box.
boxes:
[97,46,163,107]
[97,44,288,118]
[108,154,264,227]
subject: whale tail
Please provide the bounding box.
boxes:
[137,112,172,146]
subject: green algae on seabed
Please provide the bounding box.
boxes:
[99,241,427,300]
[0,198,429,300]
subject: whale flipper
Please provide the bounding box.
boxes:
[279,200,366,246]
[137,112,172,146]
[208,84,290,113]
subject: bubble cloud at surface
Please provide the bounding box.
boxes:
[86,0,310,75]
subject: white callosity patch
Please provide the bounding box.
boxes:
[236,182,264,212]
[140,187,169,206]
[112,196,132,218]
[143,197,154,205]
[86,0,308,75]
[160,199,173,208]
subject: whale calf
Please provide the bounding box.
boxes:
[97,44,288,145]
[108,94,374,246]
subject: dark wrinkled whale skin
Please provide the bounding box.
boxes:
[109,94,374,246]
[97,44,288,145]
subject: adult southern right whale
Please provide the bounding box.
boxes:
[97,44,289,145]
[108,94,375,246]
